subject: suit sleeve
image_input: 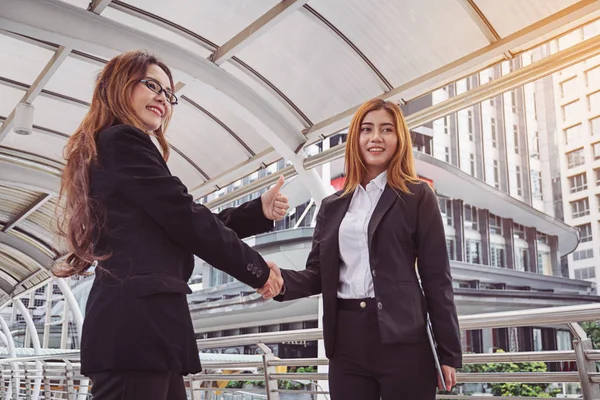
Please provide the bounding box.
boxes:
[274,200,326,301]
[211,197,274,239]
[98,126,269,288]
[415,183,462,368]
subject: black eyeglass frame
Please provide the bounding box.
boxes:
[139,79,178,105]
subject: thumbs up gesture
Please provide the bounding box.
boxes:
[261,175,289,221]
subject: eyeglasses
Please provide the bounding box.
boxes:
[139,79,178,105]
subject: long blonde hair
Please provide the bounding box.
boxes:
[342,99,419,196]
[55,51,174,277]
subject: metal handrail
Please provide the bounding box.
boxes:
[195,303,600,349]
[0,303,598,399]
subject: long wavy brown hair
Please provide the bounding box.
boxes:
[54,51,175,277]
[342,99,419,196]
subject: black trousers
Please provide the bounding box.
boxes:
[88,370,187,400]
[328,299,437,400]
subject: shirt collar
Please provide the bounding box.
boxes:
[366,170,388,191]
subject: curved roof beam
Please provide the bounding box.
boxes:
[0,45,71,143]
[0,232,54,270]
[210,0,309,66]
[0,0,306,152]
[0,0,332,199]
[303,0,600,144]
[0,158,60,196]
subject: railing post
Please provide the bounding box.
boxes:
[188,374,203,400]
[65,360,75,400]
[42,363,52,400]
[257,343,280,400]
[568,322,600,399]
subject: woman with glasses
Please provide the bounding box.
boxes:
[55,51,287,399]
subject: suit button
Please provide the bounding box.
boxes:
[359,301,367,309]
[372,269,376,277]
[377,302,383,310]
[247,263,253,271]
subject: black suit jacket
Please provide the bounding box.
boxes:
[81,124,273,375]
[276,181,462,368]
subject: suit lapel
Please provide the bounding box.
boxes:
[321,192,352,282]
[368,185,397,250]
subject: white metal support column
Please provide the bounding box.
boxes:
[14,299,42,400]
[0,315,17,400]
[55,278,90,400]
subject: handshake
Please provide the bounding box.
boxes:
[257,261,284,299]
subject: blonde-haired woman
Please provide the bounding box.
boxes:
[56,51,286,399]
[265,99,461,399]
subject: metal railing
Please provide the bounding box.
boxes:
[0,303,600,399]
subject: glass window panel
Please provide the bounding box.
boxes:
[312,0,488,87]
[45,56,103,102]
[564,124,581,145]
[235,11,387,122]
[101,8,212,58]
[31,97,88,135]
[563,100,580,122]
[0,33,55,85]
[0,86,25,117]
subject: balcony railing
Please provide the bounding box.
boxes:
[1,303,600,399]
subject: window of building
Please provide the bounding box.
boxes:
[491,118,497,148]
[444,147,450,163]
[577,223,593,243]
[33,299,45,308]
[489,214,502,235]
[513,223,525,239]
[35,287,45,295]
[516,166,522,196]
[573,248,594,261]
[515,247,528,272]
[464,205,478,230]
[532,170,543,201]
[561,77,577,98]
[465,240,481,264]
[593,142,600,160]
[565,124,581,145]
[563,100,580,122]
[574,266,596,280]
[439,198,453,226]
[469,154,475,176]
[567,148,585,168]
[443,116,449,134]
[489,96,495,107]
[591,117,600,137]
[569,173,588,193]
[533,329,543,352]
[596,168,600,185]
[52,284,61,295]
[468,110,474,140]
[557,330,572,351]
[446,238,455,260]
[571,198,590,218]
[490,244,505,268]
[513,125,519,154]
[21,298,29,308]
[586,66,600,88]
[589,91,600,111]
[493,160,500,189]
[511,90,518,113]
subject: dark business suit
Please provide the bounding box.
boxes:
[83,124,273,399]
[276,180,461,399]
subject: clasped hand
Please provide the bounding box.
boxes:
[257,261,283,299]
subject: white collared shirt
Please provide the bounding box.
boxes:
[337,171,387,299]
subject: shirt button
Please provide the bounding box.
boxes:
[377,302,383,310]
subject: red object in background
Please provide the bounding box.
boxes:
[418,176,434,190]
[331,175,434,190]
[331,176,346,191]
